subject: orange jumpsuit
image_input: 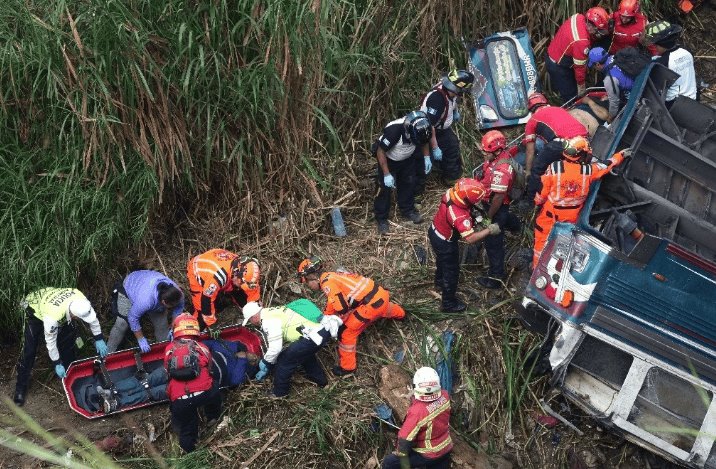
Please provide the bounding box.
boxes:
[187,249,260,327]
[533,151,626,266]
[319,271,405,371]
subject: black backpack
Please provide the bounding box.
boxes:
[612,47,652,79]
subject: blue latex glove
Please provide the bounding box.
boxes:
[55,364,67,378]
[432,147,443,161]
[137,337,150,353]
[95,339,108,358]
[453,109,461,122]
[166,330,173,342]
[383,174,396,188]
[424,156,432,175]
[255,359,270,381]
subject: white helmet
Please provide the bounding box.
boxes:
[413,367,441,402]
[241,301,262,326]
[69,298,95,322]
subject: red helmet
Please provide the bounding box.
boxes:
[448,178,487,208]
[586,7,610,31]
[562,136,593,162]
[527,92,549,112]
[617,0,640,17]
[482,130,506,153]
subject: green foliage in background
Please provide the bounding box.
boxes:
[0,0,595,333]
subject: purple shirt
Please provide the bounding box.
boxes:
[123,270,184,332]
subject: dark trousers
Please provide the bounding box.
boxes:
[170,383,223,453]
[546,55,577,104]
[382,450,451,469]
[429,227,460,307]
[484,204,522,278]
[374,157,417,221]
[273,331,330,397]
[15,315,76,395]
[415,127,462,197]
[525,140,564,201]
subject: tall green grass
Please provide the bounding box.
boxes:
[0,0,596,329]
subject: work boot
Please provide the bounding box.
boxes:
[402,211,424,224]
[441,300,467,313]
[332,365,354,377]
[377,220,389,235]
[13,390,26,406]
[476,276,503,290]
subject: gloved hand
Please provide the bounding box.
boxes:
[255,359,271,381]
[453,109,461,122]
[95,339,108,358]
[166,330,173,341]
[383,173,395,188]
[577,84,586,96]
[621,148,633,158]
[424,156,432,175]
[431,147,443,161]
[55,364,67,378]
[209,328,221,340]
[137,337,150,353]
[487,223,501,235]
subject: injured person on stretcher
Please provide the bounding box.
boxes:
[76,339,258,414]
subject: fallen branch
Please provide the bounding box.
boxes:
[240,430,280,468]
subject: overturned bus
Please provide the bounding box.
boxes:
[518,63,716,467]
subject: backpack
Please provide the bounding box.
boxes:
[285,298,323,323]
[503,158,526,200]
[166,338,206,381]
[473,157,526,200]
[612,47,651,79]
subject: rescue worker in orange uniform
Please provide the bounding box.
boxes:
[187,249,261,329]
[474,131,521,289]
[546,7,610,103]
[533,137,631,266]
[381,367,453,469]
[429,178,501,312]
[608,0,649,54]
[297,256,405,376]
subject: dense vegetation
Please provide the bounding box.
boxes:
[3,0,630,333]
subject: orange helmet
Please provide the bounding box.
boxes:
[481,130,506,153]
[617,0,640,17]
[527,92,548,112]
[562,136,592,162]
[586,7,610,31]
[448,178,487,208]
[232,257,260,286]
[297,255,322,282]
[173,313,200,338]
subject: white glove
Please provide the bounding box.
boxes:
[487,223,501,235]
[383,174,395,188]
[320,315,343,339]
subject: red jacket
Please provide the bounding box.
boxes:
[478,151,515,204]
[609,12,648,54]
[547,14,591,86]
[524,106,588,144]
[164,339,214,401]
[431,191,477,241]
[397,390,453,459]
